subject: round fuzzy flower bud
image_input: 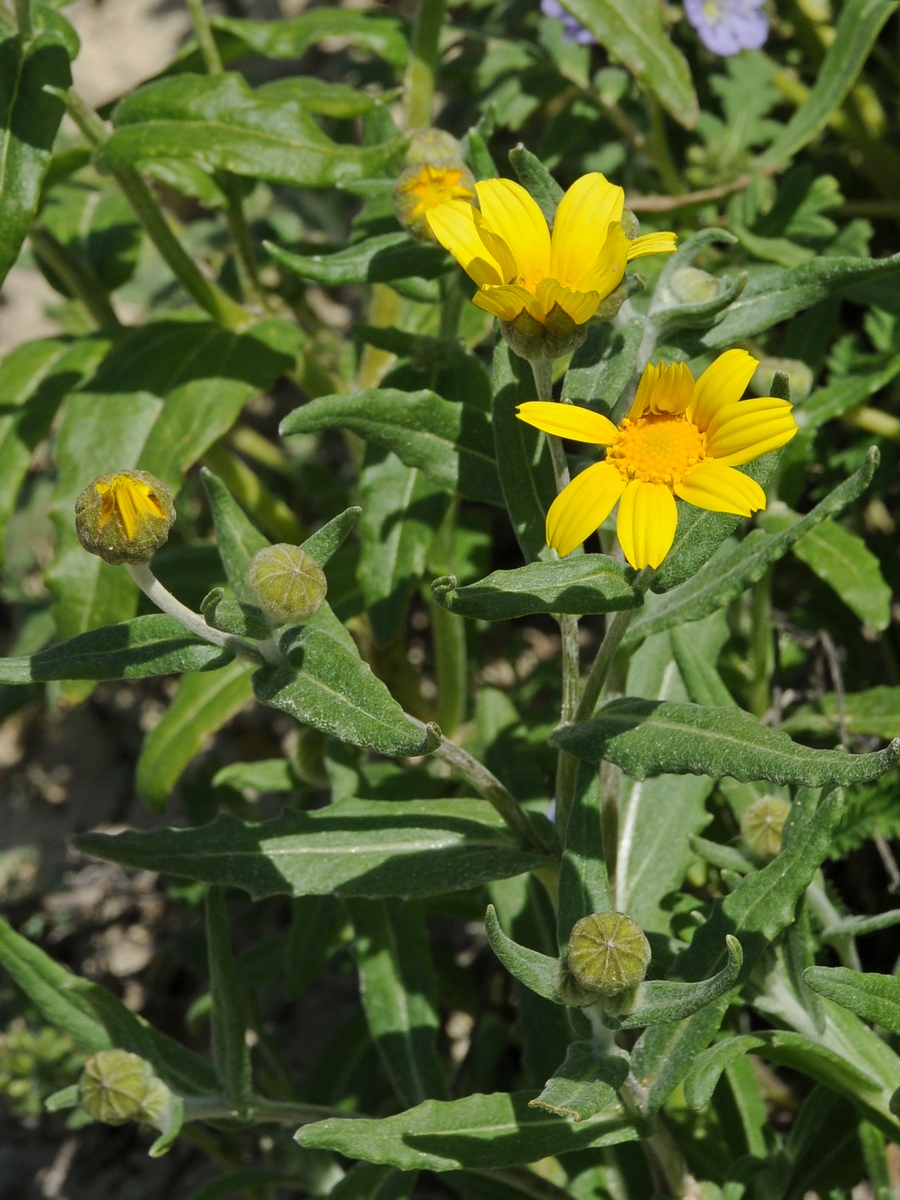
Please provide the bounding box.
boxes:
[669,265,721,306]
[741,795,792,860]
[567,911,651,998]
[405,128,466,168]
[245,544,327,625]
[75,470,175,566]
[80,1050,159,1125]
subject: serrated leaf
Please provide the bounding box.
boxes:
[296,1089,637,1171]
[792,518,891,630]
[551,699,900,786]
[75,799,550,900]
[100,74,403,189]
[761,0,900,168]
[634,448,879,632]
[703,251,900,347]
[432,555,641,621]
[136,661,253,812]
[267,233,450,287]
[0,27,72,287]
[0,615,234,683]
[349,899,447,1109]
[281,388,503,507]
[558,0,698,129]
[253,625,433,757]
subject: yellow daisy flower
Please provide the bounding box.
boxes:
[425,172,676,330]
[516,350,799,570]
[396,163,475,222]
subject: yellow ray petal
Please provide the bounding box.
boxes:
[475,179,551,292]
[674,462,766,516]
[706,397,798,466]
[546,461,626,558]
[577,222,630,300]
[517,401,618,444]
[616,480,677,570]
[474,283,545,322]
[549,173,625,288]
[111,476,165,539]
[426,200,511,287]
[626,231,677,260]
[648,361,694,415]
[688,349,759,429]
[535,278,601,325]
[627,360,661,419]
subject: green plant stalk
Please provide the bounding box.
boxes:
[747,569,772,719]
[14,0,31,38]
[126,564,235,650]
[65,90,249,331]
[219,174,266,309]
[647,99,684,196]
[185,0,223,74]
[428,499,467,737]
[229,426,292,475]
[405,0,446,129]
[28,225,120,329]
[600,759,622,894]
[203,442,304,544]
[439,269,465,340]
[181,1094,348,1125]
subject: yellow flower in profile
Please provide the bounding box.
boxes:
[516,350,799,570]
[75,469,175,565]
[426,173,676,330]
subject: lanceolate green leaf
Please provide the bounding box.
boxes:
[281,389,502,507]
[631,448,879,638]
[0,335,111,559]
[253,625,434,757]
[804,967,900,1035]
[100,75,403,189]
[0,26,72,287]
[201,467,270,600]
[551,699,900,786]
[296,1089,637,1171]
[784,686,900,740]
[349,899,447,1109]
[266,234,450,288]
[761,0,900,169]
[558,0,698,129]
[136,662,254,812]
[75,799,551,900]
[432,555,641,621]
[703,251,900,347]
[206,887,252,1109]
[202,8,408,70]
[792,518,891,630]
[0,615,234,683]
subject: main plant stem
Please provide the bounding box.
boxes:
[65,91,249,331]
[405,0,446,129]
[14,0,31,38]
[185,0,223,73]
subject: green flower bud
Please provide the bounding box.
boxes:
[245,544,327,625]
[567,911,651,999]
[502,303,588,363]
[405,128,466,168]
[75,470,175,566]
[751,357,813,404]
[740,795,792,860]
[79,1050,161,1125]
[669,266,721,306]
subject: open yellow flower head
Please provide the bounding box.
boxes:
[75,469,175,565]
[426,172,676,359]
[516,349,798,570]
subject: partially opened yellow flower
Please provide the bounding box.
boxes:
[516,350,798,570]
[394,163,476,242]
[426,173,676,357]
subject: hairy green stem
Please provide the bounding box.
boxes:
[575,568,655,723]
[29,225,120,329]
[647,99,684,196]
[220,174,265,309]
[747,569,772,718]
[65,90,249,331]
[428,499,467,737]
[185,0,223,74]
[408,717,541,850]
[14,0,31,38]
[405,0,446,129]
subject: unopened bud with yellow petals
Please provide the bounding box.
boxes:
[75,470,175,565]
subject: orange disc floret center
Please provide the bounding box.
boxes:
[400,166,473,219]
[608,414,707,486]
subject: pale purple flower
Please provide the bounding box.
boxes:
[684,0,768,56]
[540,0,596,46]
